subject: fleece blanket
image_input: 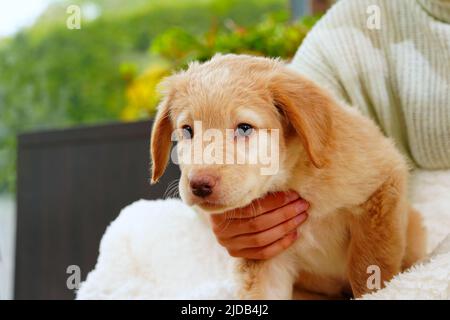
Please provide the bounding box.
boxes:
[77,170,450,299]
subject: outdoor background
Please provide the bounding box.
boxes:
[0,0,332,299]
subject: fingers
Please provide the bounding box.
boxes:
[228,231,298,260]
[220,212,307,250]
[213,198,309,238]
[227,190,300,219]
[209,190,309,260]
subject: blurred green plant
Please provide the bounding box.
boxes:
[120,12,319,120]
[151,11,318,65]
[120,62,172,121]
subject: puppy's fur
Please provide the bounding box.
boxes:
[150,54,426,299]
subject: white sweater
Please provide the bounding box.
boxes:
[290,0,450,169]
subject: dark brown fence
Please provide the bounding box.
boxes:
[15,120,180,299]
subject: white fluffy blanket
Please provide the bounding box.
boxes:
[77,170,450,300]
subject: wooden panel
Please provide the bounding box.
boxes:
[15,120,180,299]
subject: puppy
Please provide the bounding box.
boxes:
[150,54,426,299]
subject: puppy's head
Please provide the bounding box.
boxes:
[150,54,334,213]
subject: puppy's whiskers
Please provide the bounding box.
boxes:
[163,179,180,199]
[215,210,233,234]
[250,200,259,219]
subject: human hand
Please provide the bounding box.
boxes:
[210,191,309,260]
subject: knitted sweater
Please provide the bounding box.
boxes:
[290,0,450,169]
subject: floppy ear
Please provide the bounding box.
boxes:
[269,68,334,168]
[150,97,173,184]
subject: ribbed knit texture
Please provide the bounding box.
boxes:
[290,0,450,169]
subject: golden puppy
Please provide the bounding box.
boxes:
[150,54,426,299]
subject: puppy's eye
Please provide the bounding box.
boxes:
[235,123,254,137]
[182,125,193,139]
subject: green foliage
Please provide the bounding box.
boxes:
[150,12,320,67]
[136,12,319,116]
[120,12,320,121]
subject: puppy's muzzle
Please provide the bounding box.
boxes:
[189,175,217,198]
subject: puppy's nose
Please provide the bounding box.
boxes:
[190,175,217,198]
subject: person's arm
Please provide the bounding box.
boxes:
[210,191,308,259]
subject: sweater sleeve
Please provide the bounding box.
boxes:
[289,3,352,106]
[289,0,394,124]
[287,0,416,166]
[288,0,450,170]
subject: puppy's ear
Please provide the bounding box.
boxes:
[150,97,173,184]
[270,68,334,168]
